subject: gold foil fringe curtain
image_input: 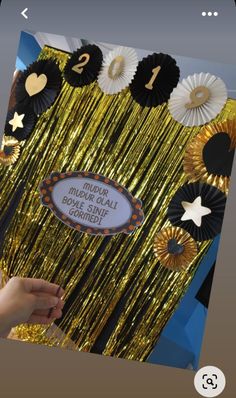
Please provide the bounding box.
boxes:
[0,46,235,361]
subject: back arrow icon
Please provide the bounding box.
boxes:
[21,8,28,19]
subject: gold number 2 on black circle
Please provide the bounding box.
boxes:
[72,53,90,74]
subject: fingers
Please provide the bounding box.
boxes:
[33,308,63,319]
[33,299,64,317]
[27,314,56,325]
[33,292,64,306]
[24,278,65,297]
[33,294,60,310]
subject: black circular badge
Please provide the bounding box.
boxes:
[15,59,62,115]
[203,132,235,177]
[63,44,103,87]
[167,182,227,241]
[130,52,180,107]
[5,104,38,141]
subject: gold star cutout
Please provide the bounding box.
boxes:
[181,196,211,227]
[8,112,25,132]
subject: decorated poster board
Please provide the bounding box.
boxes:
[0,40,235,362]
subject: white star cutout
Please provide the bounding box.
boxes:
[181,196,211,227]
[8,112,25,132]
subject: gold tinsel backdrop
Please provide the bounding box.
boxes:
[0,45,235,361]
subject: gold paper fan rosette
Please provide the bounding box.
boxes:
[0,136,21,166]
[154,227,198,271]
[183,119,236,194]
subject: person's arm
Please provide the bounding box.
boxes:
[0,277,64,338]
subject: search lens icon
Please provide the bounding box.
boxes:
[206,378,214,386]
[194,366,226,397]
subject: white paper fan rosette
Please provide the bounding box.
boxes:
[168,73,227,126]
[98,46,138,94]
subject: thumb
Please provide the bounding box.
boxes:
[33,295,59,310]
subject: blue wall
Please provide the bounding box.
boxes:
[16,31,41,70]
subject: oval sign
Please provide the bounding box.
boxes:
[39,171,144,236]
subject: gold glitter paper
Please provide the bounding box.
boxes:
[184,118,236,194]
[0,136,21,166]
[0,45,236,361]
[153,227,197,271]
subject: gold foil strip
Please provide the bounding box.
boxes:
[0,45,235,361]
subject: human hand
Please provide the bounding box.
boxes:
[0,277,64,338]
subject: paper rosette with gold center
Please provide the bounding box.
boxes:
[154,227,197,271]
[184,119,236,194]
[98,46,138,94]
[0,136,21,166]
[168,73,227,126]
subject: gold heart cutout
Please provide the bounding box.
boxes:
[25,73,47,96]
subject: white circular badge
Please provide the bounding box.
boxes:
[194,366,226,397]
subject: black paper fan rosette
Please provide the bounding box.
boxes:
[183,120,236,194]
[130,53,180,107]
[167,182,227,241]
[5,104,38,141]
[15,59,62,115]
[63,44,103,87]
